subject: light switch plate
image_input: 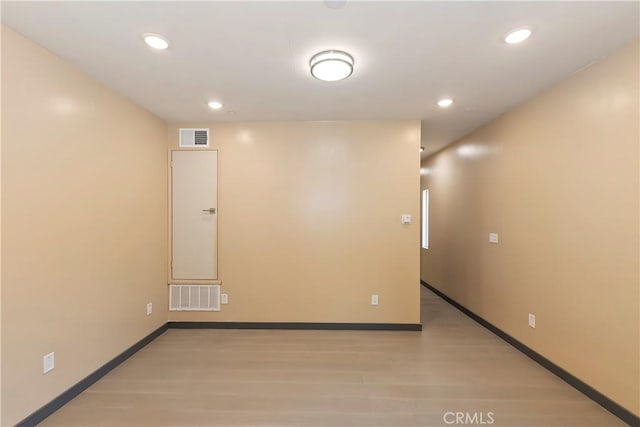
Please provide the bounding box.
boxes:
[146,302,153,315]
[401,214,412,225]
[371,294,379,305]
[489,233,499,244]
[221,294,228,305]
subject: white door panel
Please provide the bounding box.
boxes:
[172,151,217,280]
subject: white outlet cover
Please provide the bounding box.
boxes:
[43,352,55,373]
[371,294,379,305]
[146,302,153,315]
[489,233,499,243]
[221,294,229,304]
[528,313,536,328]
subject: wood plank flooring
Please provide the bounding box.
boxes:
[39,287,625,426]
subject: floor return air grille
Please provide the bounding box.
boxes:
[169,284,220,311]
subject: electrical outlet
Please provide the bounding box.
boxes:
[43,352,55,374]
[489,233,499,244]
[528,313,536,328]
[371,294,379,305]
[146,302,153,315]
[221,293,228,305]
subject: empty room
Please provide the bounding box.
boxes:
[1,1,638,426]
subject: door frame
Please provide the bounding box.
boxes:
[168,148,220,285]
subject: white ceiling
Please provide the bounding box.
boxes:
[2,1,638,156]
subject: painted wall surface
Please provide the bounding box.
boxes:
[167,121,421,324]
[1,27,168,425]
[420,40,639,415]
[0,23,3,426]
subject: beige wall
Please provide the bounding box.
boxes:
[420,40,639,415]
[168,121,421,324]
[1,27,168,426]
[0,24,3,426]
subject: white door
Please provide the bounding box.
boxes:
[172,150,217,280]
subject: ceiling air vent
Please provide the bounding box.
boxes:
[179,128,210,147]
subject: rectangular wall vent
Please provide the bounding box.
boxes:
[169,284,220,311]
[179,128,210,147]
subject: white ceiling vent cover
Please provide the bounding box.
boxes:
[169,284,220,311]
[179,128,210,147]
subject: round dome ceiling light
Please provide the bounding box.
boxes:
[437,97,454,108]
[142,33,170,50]
[208,101,223,110]
[504,27,533,44]
[309,50,354,82]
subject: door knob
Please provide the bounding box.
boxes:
[202,208,216,214]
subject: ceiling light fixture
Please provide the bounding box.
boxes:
[437,98,454,108]
[309,50,354,82]
[504,27,532,44]
[420,146,425,152]
[142,33,170,50]
[208,101,223,110]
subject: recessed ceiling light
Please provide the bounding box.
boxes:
[142,33,169,50]
[310,50,354,82]
[504,27,532,44]
[420,146,425,152]
[437,98,454,108]
[208,101,223,110]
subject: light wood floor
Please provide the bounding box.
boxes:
[40,287,625,426]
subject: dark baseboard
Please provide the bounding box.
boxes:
[420,280,639,427]
[16,323,169,427]
[167,321,422,331]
